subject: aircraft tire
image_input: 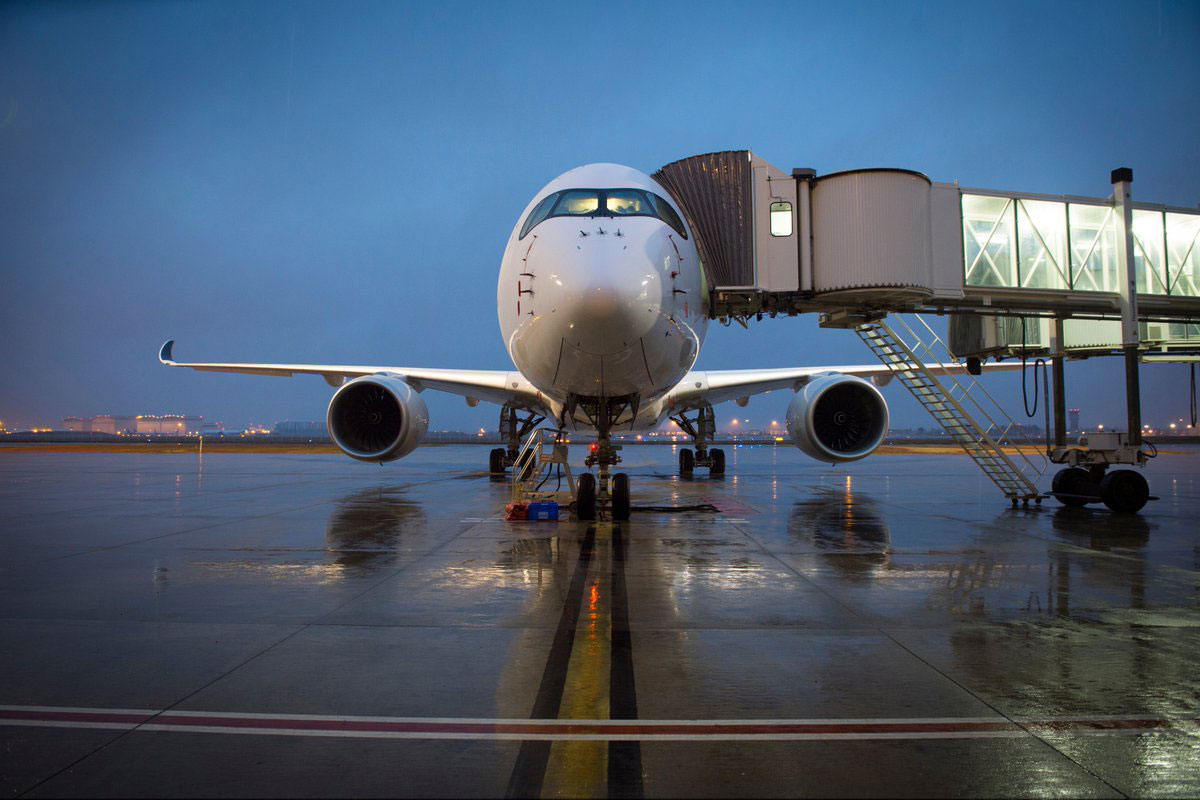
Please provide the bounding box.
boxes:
[612,473,630,521]
[576,473,597,520]
[679,448,694,475]
[1051,467,1092,507]
[709,448,725,475]
[489,448,506,474]
[1100,469,1149,514]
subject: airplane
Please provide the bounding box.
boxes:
[160,162,1012,520]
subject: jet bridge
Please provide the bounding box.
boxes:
[655,152,1200,510]
[654,151,1200,325]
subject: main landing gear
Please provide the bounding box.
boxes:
[489,405,544,479]
[671,406,725,477]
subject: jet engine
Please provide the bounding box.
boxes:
[326,375,429,462]
[785,374,888,463]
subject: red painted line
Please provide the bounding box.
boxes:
[0,709,153,725]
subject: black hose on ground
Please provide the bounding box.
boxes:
[630,504,720,514]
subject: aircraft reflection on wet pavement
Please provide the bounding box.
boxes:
[325,487,427,574]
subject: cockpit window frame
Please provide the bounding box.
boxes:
[518,188,688,240]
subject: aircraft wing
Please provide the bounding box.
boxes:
[668,361,1024,410]
[158,340,545,411]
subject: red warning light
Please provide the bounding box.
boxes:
[589,443,598,452]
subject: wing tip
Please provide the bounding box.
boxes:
[159,339,175,364]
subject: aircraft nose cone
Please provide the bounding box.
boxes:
[567,255,662,354]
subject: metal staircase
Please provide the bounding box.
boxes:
[510,428,576,506]
[856,314,1048,504]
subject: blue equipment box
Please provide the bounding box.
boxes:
[526,502,559,521]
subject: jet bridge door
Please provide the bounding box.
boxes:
[652,150,800,295]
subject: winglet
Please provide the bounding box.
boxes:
[159,340,175,365]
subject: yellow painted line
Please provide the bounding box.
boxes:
[541,523,612,798]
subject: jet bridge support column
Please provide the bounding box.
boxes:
[1046,168,1151,513]
[1052,318,1067,449]
[1113,167,1143,448]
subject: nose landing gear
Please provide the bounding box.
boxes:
[582,432,629,521]
[570,394,633,521]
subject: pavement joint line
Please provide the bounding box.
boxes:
[2,706,1195,741]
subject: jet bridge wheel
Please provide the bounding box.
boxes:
[1051,467,1093,507]
[709,448,726,475]
[576,473,597,521]
[1100,469,1149,514]
[489,448,506,474]
[679,448,694,476]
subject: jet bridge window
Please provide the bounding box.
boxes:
[770,201,793,237]
[519,188,689,239]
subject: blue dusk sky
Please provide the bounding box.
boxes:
[1,0,1198,433]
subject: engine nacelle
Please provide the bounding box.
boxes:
[326,375,429,463]
[786,374,888,463]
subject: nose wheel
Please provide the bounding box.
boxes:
[611,473,630,520]
[576,472,597,520]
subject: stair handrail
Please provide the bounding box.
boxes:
[510,426,568,502]
[893,315,1048,479]
[860,316,1045,498]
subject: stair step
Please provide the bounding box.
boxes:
[856,318,1043,499]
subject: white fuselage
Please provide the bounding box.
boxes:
[497,164,708,431]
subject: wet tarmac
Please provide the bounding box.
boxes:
[1,444,1198,798]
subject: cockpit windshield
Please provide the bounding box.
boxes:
[519,188,687,239]
[554,190,600,216]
